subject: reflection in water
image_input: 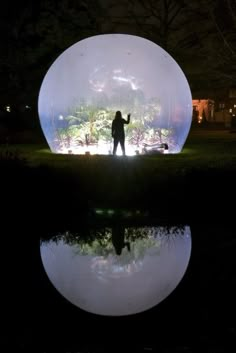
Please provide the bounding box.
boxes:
[112,224,130,255]
[40,226,191,316]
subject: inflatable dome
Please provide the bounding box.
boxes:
[38,34,192,155]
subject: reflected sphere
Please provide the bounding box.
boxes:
[40,226,192,316]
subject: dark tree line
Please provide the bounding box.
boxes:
[1,0,236,115]
[0,0,103,106]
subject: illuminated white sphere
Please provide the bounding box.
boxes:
[40,226,191,316]
[38,34,192,155]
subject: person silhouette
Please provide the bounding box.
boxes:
[112,111,131,155]
[111,224,131,255]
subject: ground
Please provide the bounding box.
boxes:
[1,125,236,352]
[1,126,236,222]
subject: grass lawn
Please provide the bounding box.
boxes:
[2,127,236,171]
[1,126,236,224]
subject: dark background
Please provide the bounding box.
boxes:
[2,215,236,352]
[1,1,236,352]
[1,0,236,112]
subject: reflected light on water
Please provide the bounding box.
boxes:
[40,226,191,316]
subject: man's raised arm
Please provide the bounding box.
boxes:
[124,113,131,124]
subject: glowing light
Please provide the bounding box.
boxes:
[5,106,11,112]
[59,141,137,156]
[89,79,105,92]
[112,75,139,90]
[198,116,203,124]
[40,225,192,316]
[38,34,192,155]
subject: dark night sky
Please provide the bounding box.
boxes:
[1,0,236,107]
[1,2,236,352]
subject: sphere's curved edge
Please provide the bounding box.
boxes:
[38,34,192,156]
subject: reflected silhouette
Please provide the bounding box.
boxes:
[112,111,131,155]
[111,223,130,255]
[41,224,186,257]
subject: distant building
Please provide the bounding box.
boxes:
[213,88,236,127]
[192,89,236,127]
[192,99,215,124]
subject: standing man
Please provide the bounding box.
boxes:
[112,111,131,155]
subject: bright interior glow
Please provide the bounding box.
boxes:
[40,226,192,316]
[38,34,192,155]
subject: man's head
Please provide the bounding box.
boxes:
[115,111,122,119]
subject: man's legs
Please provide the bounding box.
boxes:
[113,138,119,155]
[120,137,125,156]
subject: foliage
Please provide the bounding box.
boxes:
[53,95,176,150]
[55,105,114,148]
[41,225,186,258]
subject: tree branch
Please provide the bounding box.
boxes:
[207,3,235,55]
[227,0,236,29]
